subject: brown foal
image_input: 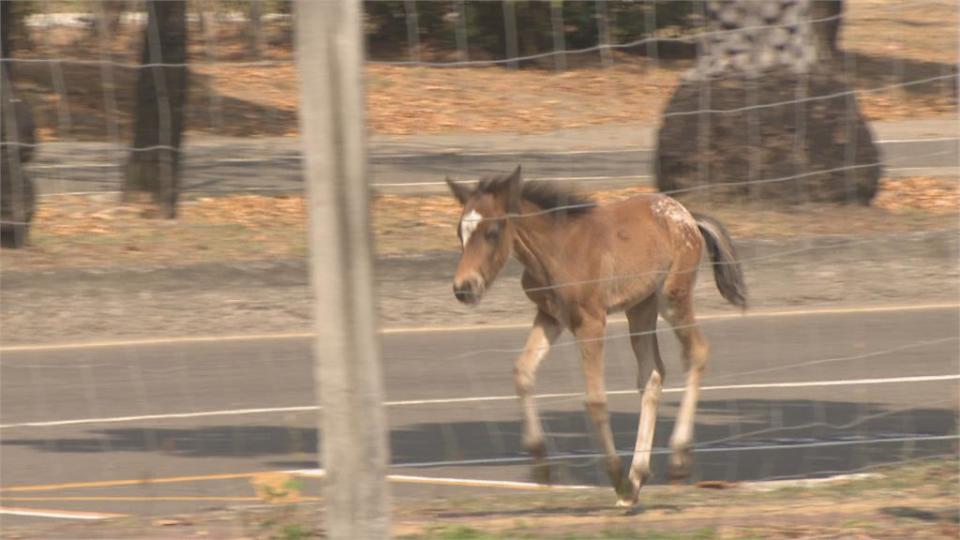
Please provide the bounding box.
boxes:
[446,166,747,506]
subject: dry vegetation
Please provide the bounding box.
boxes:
[9,1,958,141]
[2,177,955,272]
[4,457,957,539]
[3,2,956,270]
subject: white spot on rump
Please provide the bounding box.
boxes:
[460,209,483,248]
[653,197,699,248]
[653,197,694,226]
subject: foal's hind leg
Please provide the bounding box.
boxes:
[515,310,562,482]
[622,295,665,505]
[659,278,709,481]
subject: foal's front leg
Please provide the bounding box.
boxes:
[515,310,562,482]
[574,313,628,502]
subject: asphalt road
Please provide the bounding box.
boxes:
[28,137,960,195]
[0,305,957,526]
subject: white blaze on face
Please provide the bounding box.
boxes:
[459,209,483,248]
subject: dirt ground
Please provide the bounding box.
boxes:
[3,457,957,539]
[9,1,958,141]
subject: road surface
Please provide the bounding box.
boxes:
[1,305,957,525]
[28,137,960,195]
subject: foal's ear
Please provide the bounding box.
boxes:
[505,165,523,214]
[445,177,472,206]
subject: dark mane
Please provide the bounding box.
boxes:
[477,176,595,219]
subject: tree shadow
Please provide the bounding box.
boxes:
[12,54,297,142]
[3,398,955,487]
[11,44,955,147]
[843,51,959,99]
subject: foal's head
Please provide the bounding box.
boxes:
[445,166,524,305]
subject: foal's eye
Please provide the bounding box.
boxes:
[485,225,501,241]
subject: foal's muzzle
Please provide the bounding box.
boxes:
[453,278,483,305]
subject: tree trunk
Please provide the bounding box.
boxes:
[124,0,189,218]
[1,0,37,248]
[655,0,880,205]
[811,0,844,61]
[247,1,263,58]
[90,1,127,41]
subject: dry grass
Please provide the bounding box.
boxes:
[3,177,955,272]
[844,0,959,64]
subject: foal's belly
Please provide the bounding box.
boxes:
[604,278,661,314]
[521,269,661,324]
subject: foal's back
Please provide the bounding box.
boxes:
[562,194,705,313]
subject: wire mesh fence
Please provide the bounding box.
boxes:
[0,0,958,537]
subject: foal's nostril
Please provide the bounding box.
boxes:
[453,281,477,303]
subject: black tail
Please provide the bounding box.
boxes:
[692,213,748,310]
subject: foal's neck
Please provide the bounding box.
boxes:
[511,203,565,286]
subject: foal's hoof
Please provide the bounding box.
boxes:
[615,488,639,508]
[531,462,553,485]
[525,441,552,484]
[668,451,693,483]
[615,471,645,507]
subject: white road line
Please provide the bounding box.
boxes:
[0,406,318,429]
[284,468,595,490]
[0,332,317,353]
[1,373,955,430]
[29,167,959,198]
[388,474,596,491]
[385,374,960,407]
[284,468,327,477]
[2,303,955,353]
[33,167,956,191]
[0,506,126,520]
[393,435,960,469]
[26,136,960,170]
[380,303,959,337]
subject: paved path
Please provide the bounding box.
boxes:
[1,306,957,525]
[27,120,959,195]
